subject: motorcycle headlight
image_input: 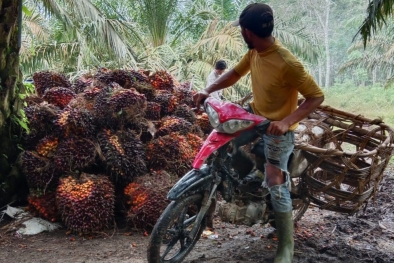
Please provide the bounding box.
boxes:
[222,119,254,134]
[206,104,220,128]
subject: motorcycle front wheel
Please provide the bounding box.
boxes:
[147,194,207,263]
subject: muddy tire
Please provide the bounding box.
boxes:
[147,194,207,263]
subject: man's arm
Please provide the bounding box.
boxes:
[267,96,324,136]
[194,69,242,108]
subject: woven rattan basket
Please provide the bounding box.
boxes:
[294,105,394,214]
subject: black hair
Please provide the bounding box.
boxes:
[215,60,227,70]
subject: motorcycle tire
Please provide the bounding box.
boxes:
[147,194,207,263]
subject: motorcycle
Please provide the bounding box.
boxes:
[147,97,312,263]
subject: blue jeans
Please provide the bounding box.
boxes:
[257,132,294,213]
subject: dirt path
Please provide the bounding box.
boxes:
[1,169,394,263]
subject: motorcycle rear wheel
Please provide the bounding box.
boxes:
[147,194,207,263]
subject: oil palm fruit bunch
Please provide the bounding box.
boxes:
[94,85,146,129]
[173,104,197,123]
[173,83,195,107]
[56,173,115,234]
[196,112,212,135]
[97,129,147,183]
[20,151,59,189]
[72,75,93,94]
[156,116,192,137]
[53,138,97,172]
[32,71,71,97]
[24,94,44,106]
[42,87,76,109]
[36,135,59,158]
[149,70,174,92]
[133,81,156,101]
[55,106,96,138]
[124,171,174,230]
[146,133,194,177]
[187,133,204,157]
[145,102,161,120]
[153,90,178,116]
[27,190,58,222]
[24,103,60,134]
[189,124,205,138]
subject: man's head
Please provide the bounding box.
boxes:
[215,60,227,75]
[233,3,274,49]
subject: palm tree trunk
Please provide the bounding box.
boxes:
[0,0,26,206]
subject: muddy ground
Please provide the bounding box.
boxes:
[1,168,394,263]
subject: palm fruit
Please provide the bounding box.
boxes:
[20,151,59,189]
[32,71,71,97]
[83,86,103,101]
[187,133,204,157]
[145,102,161,120]
[56,173,115,234]
[27,190,58,222]
[196,112,212,135]
[124,171,175,230]
[94,68,116,85]
[94,86,147,129]
[72,75,93,94]
[157,116,192,137]
[42,87,76,108]
[97,129,147,183]
[24,95,44,106]
[133,81,156,101]
[24,103,60,133]
[53,137,97,172]
[36,136,59,157]
[149,70,175,92]
[173,104,197,123]
[55,106,96,138]
[173,83,195,107]
[189,124,205,138]
[153,90,178,116]
[146,133,194,177]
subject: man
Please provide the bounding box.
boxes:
[193,3,324,263]
[205,60,227,100]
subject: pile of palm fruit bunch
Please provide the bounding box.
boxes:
[19,68,210,233]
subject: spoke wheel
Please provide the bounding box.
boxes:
[147,194,207,263]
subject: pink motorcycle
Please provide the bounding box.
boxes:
[147,97,311,263]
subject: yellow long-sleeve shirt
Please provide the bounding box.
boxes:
[234,39,324,130]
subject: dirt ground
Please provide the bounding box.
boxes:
[1,168,394,263]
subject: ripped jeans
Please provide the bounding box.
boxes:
[253,132,295,213]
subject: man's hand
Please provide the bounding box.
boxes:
[266,120,290,136]
[193,90,210,110]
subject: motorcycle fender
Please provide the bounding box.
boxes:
[192,131,234,169]
[167,165,213,200]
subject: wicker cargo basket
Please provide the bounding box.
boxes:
[294,105,394,214]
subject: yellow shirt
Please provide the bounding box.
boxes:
[234,39,324,130]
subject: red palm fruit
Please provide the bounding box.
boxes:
[124,171,175,230]
[153,90,178,116]
[173,104,197,123]
[156,116,192,137]
[53,137,97,172]
[149,70,175,92]
[43,87,76,108]
[32,71,71,97]
[27,190,59,222]
[56,173,115,234]
[196,112,212,135]
[97,129,147,183]
[20,151,59,189]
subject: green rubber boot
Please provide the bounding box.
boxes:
[274,211,294,263]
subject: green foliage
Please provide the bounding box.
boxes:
[323,84,394,127]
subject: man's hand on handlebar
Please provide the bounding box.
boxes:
[192,90,210,111]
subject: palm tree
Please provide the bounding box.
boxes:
[357,0,394,46]
[341,22,394,88]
